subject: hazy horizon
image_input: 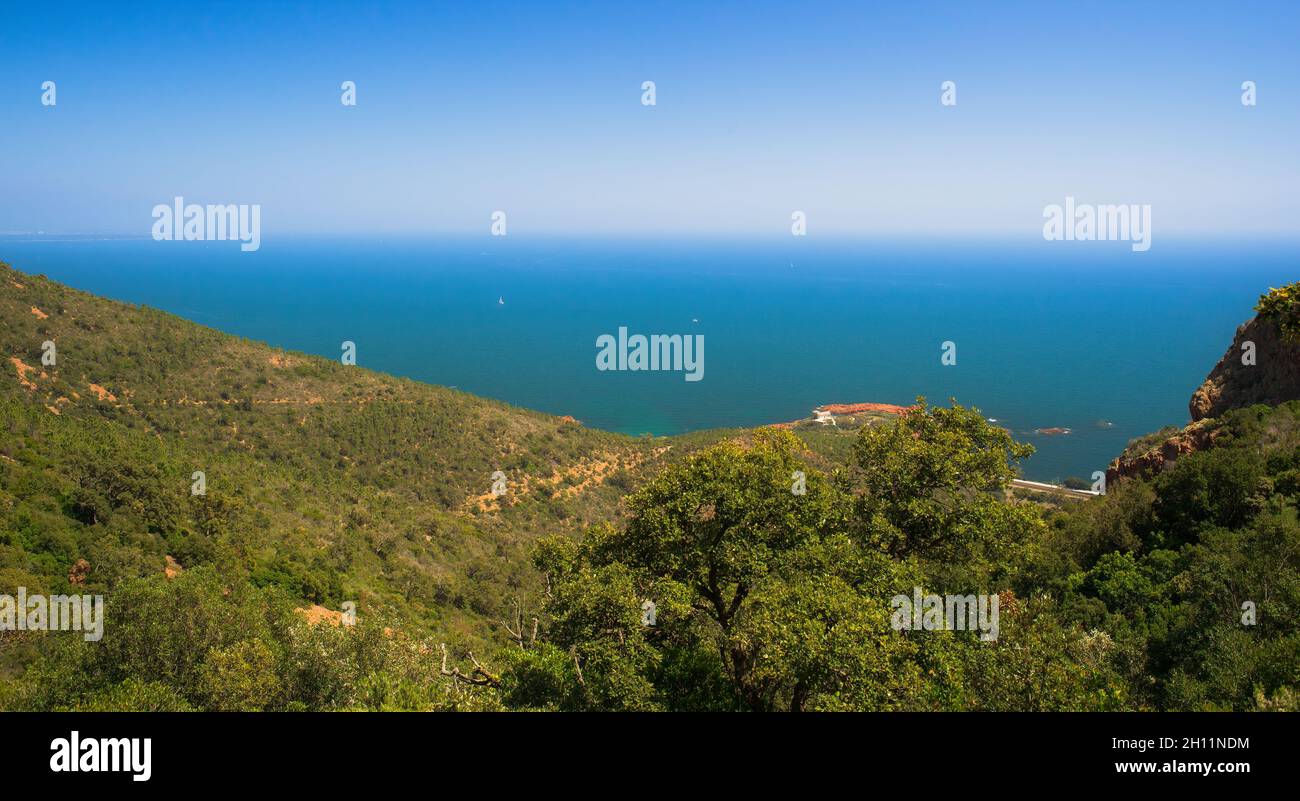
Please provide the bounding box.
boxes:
[4,0,1298,238]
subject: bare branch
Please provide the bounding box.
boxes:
[500,599,538,650]
[439,643,501,687]
[570,646,585,686]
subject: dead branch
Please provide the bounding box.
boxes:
[501,600,526,648]
[439,643,500,687]
[500,599,541,650]
[570,646,585,686]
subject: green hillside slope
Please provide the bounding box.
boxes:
[0,260,673,649]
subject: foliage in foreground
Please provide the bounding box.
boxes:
[1255,281,1300,342]
[493,401,1300,711]
[5,394,1299,711]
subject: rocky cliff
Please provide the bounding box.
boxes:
[1189,313,1300,421]
[1110,285,1300,484]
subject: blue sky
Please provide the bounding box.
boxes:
[1,0,1297,237]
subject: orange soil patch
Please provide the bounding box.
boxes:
[268,353,294,368]
[464,449,654,512]
[30,306,48,319]
[295,604,351,627]
[545,455,635,499]
[164,555,183,579]
[10,357,39,390]
[87,383,117,402]
[164,395,328,408]
[466,480,511,512]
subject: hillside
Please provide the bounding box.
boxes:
[0,260,679,650]
[2,262,1297,712]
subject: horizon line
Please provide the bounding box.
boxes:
[3,230,1300,242]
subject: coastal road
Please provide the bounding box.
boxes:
[1010,479,1100,499]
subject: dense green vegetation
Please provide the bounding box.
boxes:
[489,401,1297,710]
[1256,282,1300,342]
[0,261,671,686]
[1,262,1296,711]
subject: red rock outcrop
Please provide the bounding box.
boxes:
[1109,305,1300,484]
[1190,315,1300,421]
[817,402,915,416]
[1106,420,1221,484]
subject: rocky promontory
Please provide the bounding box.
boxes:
[1189,312,1300,421]
[1110,285,1300,483]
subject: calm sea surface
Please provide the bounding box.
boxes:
[3,235,1296,481]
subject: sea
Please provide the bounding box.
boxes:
[2,234,1296,482]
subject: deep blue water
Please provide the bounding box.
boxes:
[2,235,1296,482]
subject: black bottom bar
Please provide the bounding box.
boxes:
[3,711,1284,788]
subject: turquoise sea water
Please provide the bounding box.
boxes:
[2,235,1296,482]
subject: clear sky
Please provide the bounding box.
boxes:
[2,0,1297,237]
